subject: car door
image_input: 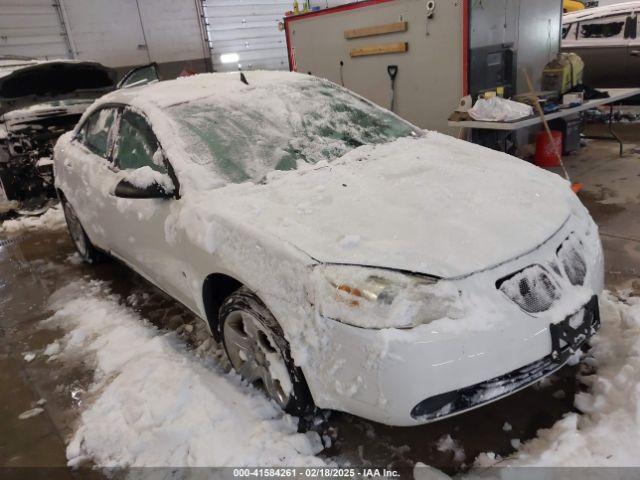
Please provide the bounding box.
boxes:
[564,12,631,87]
[61,106,121,251]
[109,107,193,307]
[117,63,160,89]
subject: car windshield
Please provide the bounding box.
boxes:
[165,77,420,184]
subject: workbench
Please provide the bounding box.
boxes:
[448,88,640,156]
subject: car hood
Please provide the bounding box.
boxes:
[206,133,579,278]
[0,61,116,116]
[1,99,93,132]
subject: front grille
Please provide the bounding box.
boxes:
[497,265,560,313]
[557,235,587,286]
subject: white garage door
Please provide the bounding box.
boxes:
[204,0,291,72]
[0,0,71,59]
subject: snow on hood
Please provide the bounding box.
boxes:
[192,133,579,278]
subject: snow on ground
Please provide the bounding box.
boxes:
[0,205,65,234]
[476,290,640,467]
[7,200,638,468]
[43,280,324,467]
[18,407,44,420]
[46,277,640,470]
[436,435,465,463]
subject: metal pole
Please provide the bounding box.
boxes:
[53,0,75,59]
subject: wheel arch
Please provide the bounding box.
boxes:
[202,272,243,341]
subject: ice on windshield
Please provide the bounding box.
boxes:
[166,78,417,184]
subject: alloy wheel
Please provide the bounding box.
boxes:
[223,310,290,408]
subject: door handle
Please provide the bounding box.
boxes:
[631,50,640,57]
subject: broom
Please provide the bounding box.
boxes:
[522,69,583,194]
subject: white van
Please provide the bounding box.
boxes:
[562,1,640,87]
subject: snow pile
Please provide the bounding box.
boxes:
[123,166,174,192]
[18,407,44,420]
[479,291,640,466]
[23,352,36,362]
[44,280,324,467]
[436,434,466,463]
[0,205,65,234]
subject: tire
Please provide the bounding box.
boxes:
[61,198,101,264]
[219,287,314,416]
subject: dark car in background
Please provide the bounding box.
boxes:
[562,2,640,88]
[0,57,158,213]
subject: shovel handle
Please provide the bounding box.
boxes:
[387,65,398,80]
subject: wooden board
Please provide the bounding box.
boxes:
[344,21,408,39]
[350,42,408,58]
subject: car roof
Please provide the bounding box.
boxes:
[98,70,318,111]
[563,1,640,22]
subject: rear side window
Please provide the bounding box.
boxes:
[114,110,166,173]
[80,108,118,157]
[578,15,627,39]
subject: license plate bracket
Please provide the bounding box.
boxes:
[549,296,600,360]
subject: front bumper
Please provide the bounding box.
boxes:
[307,295,600,426]
[410,295,600,421]
[302,215,604,426]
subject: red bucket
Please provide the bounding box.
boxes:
[535,130,562,167]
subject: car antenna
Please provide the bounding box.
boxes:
[240,72,249,85]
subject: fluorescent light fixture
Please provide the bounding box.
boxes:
[220,53,239,64]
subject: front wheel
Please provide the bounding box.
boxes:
[219,287,314,415]
[61,199,100,264]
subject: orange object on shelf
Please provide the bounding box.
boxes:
[535,130,563,167]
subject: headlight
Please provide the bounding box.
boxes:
[313,265,464,329]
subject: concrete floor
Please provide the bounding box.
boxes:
[1,123,639,474]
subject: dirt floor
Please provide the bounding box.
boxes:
[1,122,639,475]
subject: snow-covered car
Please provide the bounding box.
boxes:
[0,57,158,212]
[53,71,604,426]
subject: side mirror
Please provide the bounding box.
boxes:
[114,177,174,199]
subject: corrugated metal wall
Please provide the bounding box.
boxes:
[203,0,355,72]
[0,0,71,59]
[204,0,291,72]
[0,0,358,73]
[60,0,150,67]
[60,0,209,76]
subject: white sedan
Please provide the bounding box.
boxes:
[54,72,604,426]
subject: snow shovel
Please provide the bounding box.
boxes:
[387,65,398,112]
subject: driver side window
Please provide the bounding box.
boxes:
[114,110,166,173]
[79,108,118,158]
